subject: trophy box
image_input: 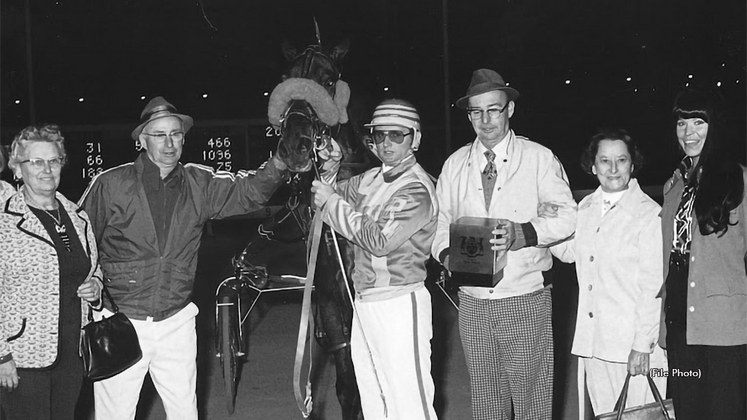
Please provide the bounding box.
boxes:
[449,217,507,287]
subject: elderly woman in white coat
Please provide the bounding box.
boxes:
[549,129,667,416]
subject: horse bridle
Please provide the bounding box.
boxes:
[278,45,342,162]
[294,45,341,82]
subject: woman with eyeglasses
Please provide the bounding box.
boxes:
[659,88,746,419]
[0,124,103,420]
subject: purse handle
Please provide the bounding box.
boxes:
[86,284,120,322]
[612,373,672,420]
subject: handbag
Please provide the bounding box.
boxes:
[80,285,142,381]
[595,373,675,420]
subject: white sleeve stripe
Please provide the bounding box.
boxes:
[78,162,134,205]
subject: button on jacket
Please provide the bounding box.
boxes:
[79,153,287,321]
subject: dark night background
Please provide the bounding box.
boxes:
[1,0,745,200]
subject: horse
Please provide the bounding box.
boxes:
[236,39,371,420]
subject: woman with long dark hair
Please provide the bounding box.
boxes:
[660,88,746,419]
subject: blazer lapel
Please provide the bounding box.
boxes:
[6,192,54,248]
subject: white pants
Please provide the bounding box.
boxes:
[93,303,199,420]
[582,345,668,416]
[352,285,438,420]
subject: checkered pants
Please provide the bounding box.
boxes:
[458,287,554,420]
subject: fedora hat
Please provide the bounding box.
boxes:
[456,69,520,109]
[131,96,194,140]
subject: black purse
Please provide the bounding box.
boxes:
[80,285,142,381]
[595,373,675,420]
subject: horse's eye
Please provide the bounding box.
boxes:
[326,80,335,87]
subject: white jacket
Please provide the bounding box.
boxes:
[552,179,664,362]
[432,131,577,299]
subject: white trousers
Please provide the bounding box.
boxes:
[352,285,438,420]
[582,345,668,416]
[93,303,199,420]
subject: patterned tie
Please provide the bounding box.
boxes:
[673,157,697,254]
[483,150,497,180]
[481,150,498,210]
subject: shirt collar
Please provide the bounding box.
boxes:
[382,154,416,183]
[141,152,182,190]
[474,131,511,163]
[588,178,643,215]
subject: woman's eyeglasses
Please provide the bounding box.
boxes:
[372,130,413,145]
[20,157,66,169]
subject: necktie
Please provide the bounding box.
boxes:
[481,150,497,210]
[483,150,497,180]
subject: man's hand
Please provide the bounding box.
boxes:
[0,360,19,391]
[318,138,343,175]
[490,219,517,253]
[77,277,102,303]
[311,180,336,210]
[627,349,650,376]
[271,154,289,172]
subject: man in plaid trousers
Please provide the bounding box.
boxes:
[432,69,577,419]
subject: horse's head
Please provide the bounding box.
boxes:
[275,100,330,172]
[271,41,350,172]
[282,40,349,97]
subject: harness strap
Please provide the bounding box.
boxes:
[293,210,324,417]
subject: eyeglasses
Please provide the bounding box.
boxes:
[20,157,66,170]
[142,131,185,142]
[372,130,413,145]
[467,103,510,121]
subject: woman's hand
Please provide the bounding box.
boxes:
[0,360,19,391]
[77,277,102,303]
[311,180,335,210]
[627,349,650,376]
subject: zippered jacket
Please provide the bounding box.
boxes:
[79,153,287,321]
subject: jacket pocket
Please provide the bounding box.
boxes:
[103,261,144,293]
[704,272,747,297]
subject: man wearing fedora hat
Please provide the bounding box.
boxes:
[432,69,577,419]
[79,96,298,420]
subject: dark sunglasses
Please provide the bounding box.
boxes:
[371,130,413,145]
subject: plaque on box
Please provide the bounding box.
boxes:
[449,217,507,287]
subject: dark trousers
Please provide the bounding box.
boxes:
[0,324,86,420]
[665,253,747,420]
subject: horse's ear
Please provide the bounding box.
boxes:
[330,38,350,62]
[282,40,297,62]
